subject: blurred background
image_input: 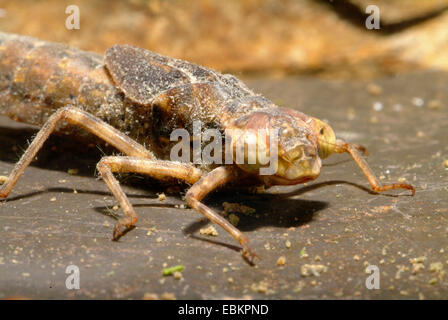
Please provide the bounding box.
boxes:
[1,0,448,78]
[1,0,447,300]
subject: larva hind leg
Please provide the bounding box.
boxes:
[0,106,153,198]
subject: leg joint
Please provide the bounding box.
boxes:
[96,157,111,172]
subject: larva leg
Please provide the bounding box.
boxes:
[96,156,202,240]
[334,139,415,195]
[185,166,259,264]
[0,106,153,198]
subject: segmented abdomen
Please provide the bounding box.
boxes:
[0,32,127,128]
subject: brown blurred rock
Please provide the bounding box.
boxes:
[348,0,448,24]
[386,10,448,74]
[0,0,447,78]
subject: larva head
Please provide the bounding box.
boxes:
[227,105,322,185]
[311,117,336,159]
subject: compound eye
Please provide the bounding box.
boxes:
[319,127,325,135]
[312,117,336,159]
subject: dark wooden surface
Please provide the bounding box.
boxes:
[0,71,447,299]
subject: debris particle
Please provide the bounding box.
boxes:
[429,262,443,273]
[251,281,268,293]
[156,237,162,243]
[314,255,322,262]
[285,240,291,249]
[334,289,344,297]
[443,160,448,168]
[429,278,438,285]
[227,277,234,283]
[67,168,79,175]
[428,99,442,110]
[162,265,184,276]
[157,193,166,201]
[366,83,382,96]
[417,131,425,138]
[372,101,383,111]
[395,265,408,279]
[143,293,158,300]
[161,292,176,300]
[353,255,360,261]
[300,248,308,258]
[0,176,7,184]
[409,256,426,274]
[301,264,328,277]
[411,262,425,275]
[199,226,219,237]
[412,97,424,107]
[277,256,286,266]
[50,197,56,202]
[112,205,119,211]
[228,214,239,227]
[410,256,426,264]
[173,271,183,280]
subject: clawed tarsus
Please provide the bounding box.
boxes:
[334,139,415,196]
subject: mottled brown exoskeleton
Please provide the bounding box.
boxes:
[0,33,414,263]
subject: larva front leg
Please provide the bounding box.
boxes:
[334,139,415,195]
[185,166,259,264]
